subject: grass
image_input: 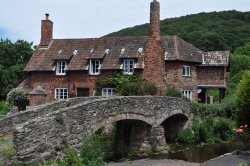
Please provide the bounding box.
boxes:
[0,133,15,162]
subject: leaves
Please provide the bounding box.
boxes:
[0,39,33,99]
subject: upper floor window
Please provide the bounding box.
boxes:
[55,88,68,100]
[56,61,67,76]
[182,90,192,101]
[123,59,134,75]
[102,88,116,97]
[183,65,190,76]
[89,59,101,75]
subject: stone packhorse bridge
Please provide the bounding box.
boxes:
[7,96,192,163]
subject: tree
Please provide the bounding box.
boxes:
[235,70,250,126]
[0,39,33,99]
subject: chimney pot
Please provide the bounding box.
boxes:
[45,13,49,20]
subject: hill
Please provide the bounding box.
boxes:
[106,10,250,52]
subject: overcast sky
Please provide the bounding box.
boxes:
[0,0,249,45]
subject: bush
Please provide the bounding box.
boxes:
[6,88,29,111]
[190,98,236,118]
[57,146,83,166]
[192,116,235,143]
[0,101,11,116]
[163,85,182,98]
[95,73,157,96]
[214,118,235,141]
[235,70,250,126]
[80,134,104,166]
[176,128,195,143]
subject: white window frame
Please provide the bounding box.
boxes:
[55,88,68,100]
[182,90,192,101]
[56,61,67,76]
[89,59,101,75]
[123,59,135,75]
[102,88,116,97]
[182,65,191,76]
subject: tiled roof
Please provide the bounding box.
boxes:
[202,51,230,66]
[163,36,203,63]
[24,36,226,72]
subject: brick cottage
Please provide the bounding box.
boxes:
[20,0,229,106]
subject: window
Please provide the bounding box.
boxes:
[183,65,190,76]
[123,59,134,75]
[182,90,192,101]
[56,61,67,76]
[89,59,101,75]
[102,88,116,97]
[55,88,68,100]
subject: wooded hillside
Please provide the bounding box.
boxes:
[106,10,250,52]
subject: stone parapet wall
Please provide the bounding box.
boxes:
[0,97,102,135]
[11,96,192,164]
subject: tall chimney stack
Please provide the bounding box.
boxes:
[150,0,160,40]
[40,13,53,47]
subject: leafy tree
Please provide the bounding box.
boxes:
[0,39,33,99]
[235,70,250,126]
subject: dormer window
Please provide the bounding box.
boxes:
[123,59,134,75]
[56,61,67,76]
[182,65,190,76]
[89,59,101,75]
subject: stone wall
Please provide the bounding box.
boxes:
[0,97,102,135]
[12,96,192,163]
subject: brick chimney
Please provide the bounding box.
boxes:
[150,0,160,40]
[40,13,53,47]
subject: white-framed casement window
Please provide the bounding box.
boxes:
[56,61,67,76]
[55,88,68,100]
[182,65,191,76]
[182,90,192,101]
[89,59,101,75]
[102,88,116,97]
[123,59,134,75]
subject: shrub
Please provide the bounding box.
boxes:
[80,134,104,166]
[6,88,29,111]
[235,70,250,126]
[163,85,182,98]
[57,146,83,166]
[176,128,195,143]
[214,118,235,141]
[0,101,11,116]
[95,73,157,96]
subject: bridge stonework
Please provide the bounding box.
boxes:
[11,96,192,163]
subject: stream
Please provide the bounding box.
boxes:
[149,141,249,163]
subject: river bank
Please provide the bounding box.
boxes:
[105,150,250,166]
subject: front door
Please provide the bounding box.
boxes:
[77,88,89,97]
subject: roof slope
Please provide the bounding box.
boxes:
[24,36,225,72]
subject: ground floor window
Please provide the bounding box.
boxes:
[55,88,68,100]
[182,90,192,101]
[102,88,116,97]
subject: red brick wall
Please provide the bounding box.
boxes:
[40,17,53,47]
[164,61,198,101]
[28,70,115,105]
[197,66,226,86]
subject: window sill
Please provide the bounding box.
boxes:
[123,72,134,75]
[89,73,101,76]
